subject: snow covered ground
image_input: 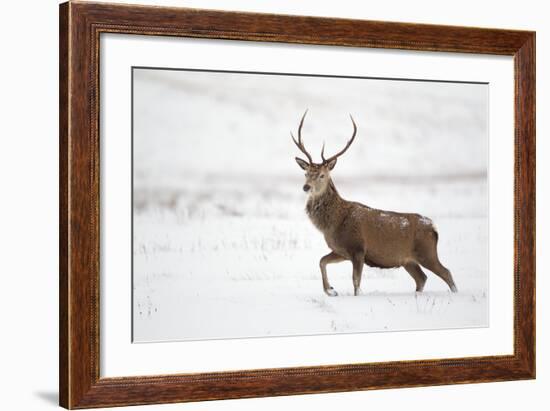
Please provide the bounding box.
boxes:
[132,68,488,342]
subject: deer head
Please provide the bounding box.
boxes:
[292,110,357,195]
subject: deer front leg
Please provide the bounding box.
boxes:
[351,253,364,296]
[319,252,345,297]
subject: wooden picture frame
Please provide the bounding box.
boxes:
[59,1,535,408]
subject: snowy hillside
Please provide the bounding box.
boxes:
[132,68,488,342]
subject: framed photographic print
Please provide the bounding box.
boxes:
[59,1,535,409]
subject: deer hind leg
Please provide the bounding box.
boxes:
[351,253,365,296]
[404,262,428,292]
[415,232,458,293]
[418,256,458,293]
[319,252,345,297]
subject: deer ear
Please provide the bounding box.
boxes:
[295,157,309,170]
[327,158,337,170]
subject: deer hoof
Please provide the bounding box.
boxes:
[325,287,338,297]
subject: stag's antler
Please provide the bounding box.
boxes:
[321,114,357,164]
[291,109,313,164]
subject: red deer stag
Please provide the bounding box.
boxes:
[292,110,458,296]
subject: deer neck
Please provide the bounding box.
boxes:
[306,179,344,232]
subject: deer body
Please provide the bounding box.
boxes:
[292,111,458,296]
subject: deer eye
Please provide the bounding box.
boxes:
[320,174,325,179]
